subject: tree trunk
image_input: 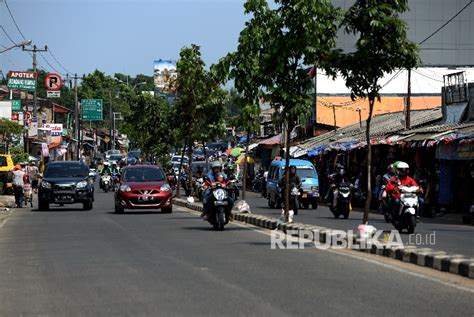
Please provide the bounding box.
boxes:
[284,120,291,220]
[363,97,375,224]
[187,139,193,198]
[175,143,187,198]
[241,127,251,201]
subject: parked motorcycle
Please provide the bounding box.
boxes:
[207,182,232,231]
[331,182,352,219]
[392,185,418,234]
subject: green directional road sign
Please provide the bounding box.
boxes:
[81,99,103,121]
[10,100,21,112]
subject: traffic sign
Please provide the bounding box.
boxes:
[7,70,37,91]
[10,100,21,112]
[47,91,61,98]
[81,99,103,121]
[45,73,63,91]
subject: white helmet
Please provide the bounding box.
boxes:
[397,162,409,169]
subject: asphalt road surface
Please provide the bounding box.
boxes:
[0,189,473,316]
[240,191,474,258]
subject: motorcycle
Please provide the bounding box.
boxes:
[100,174,112,193]
[251,175,264,193]
[23,183,33,207]
[379,185,392,223]
[393,185,418,234]
[195,177,205,202]
[331,182,352,219]
[207,182,232,231]
[279,184,301,215]
[227,179,239,201]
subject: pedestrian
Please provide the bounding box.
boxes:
[27,161,40,193]
[11,164,27,208]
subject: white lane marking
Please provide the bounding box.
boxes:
[176,205,474,294]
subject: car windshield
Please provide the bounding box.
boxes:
[109,155,122,161]
[107,150,120,155]
[0,156,8,167]
[45,164,89,178]
[123,168,165,182]
[296,167,317,179]
[128,151,140,158]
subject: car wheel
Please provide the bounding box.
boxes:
[38,200,49,211]
[312,201,318,210]
[83,201,93,211]
[302,201,310,209]
[115,204,124,213]
[162,207,172,214]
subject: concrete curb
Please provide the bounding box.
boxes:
[173,198,474,279]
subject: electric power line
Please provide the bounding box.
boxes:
[0,25,17,45]
[48,48,73,74]
[419,0,473,44]
[3,0,27,40]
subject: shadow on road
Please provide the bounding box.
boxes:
[181,226,247,231]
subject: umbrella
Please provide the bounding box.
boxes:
[225,148,234,155]
[236,154,255,164]
[230,147,244,157]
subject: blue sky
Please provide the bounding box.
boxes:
[1,0,248,77]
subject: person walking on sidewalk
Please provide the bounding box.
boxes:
[11,164,27,208]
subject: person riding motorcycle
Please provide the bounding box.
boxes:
[278,165,302,206]
[327,164,349,211]
[201,161,232,219]
[385,161,421,222]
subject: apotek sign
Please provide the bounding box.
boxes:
[7,71,37,91]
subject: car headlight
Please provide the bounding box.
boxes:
[160,184,171,192]
[41,181,52,189]
[76,181,88,189]
[213,188,227,200]
[120,184,131,192]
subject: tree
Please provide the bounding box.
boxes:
[330,0,418,224]
[218,0,339,219]
[174,44,226,197]
[0,119,23,154]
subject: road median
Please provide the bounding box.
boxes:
[173,197,474,279]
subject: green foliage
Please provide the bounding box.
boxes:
[121,93,175,159]
[328,0,419,223]
[10,146,29,164]
[0,119,23,153]
[175,45,226,146]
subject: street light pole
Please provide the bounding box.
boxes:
[0,39,31,53]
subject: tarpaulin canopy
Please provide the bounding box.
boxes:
[258,134,281,146]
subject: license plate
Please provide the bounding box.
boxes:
[138,196,150,202]
[302,194,307,198]
[214,201,228,206]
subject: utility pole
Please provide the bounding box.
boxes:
[332,104,337,131]
[67,74,84,160]
[22,45,47,119]
[313,66,317,127]
[406,68,412,130]
[109,90,113,150]
[356,108,362,129]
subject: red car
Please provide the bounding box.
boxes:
[114,165,173,213]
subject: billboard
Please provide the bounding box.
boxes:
[153,59,177,94]
[333,0,474,67]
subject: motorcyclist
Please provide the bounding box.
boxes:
[278,166,302,207]
[327,164,349,211]
[201,161,232,219]
[100,162,112,175]
[386,161,420,222]
[378,164,396,212]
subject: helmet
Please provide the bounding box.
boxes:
[395,161,409,177]
[103,162,110,166]
[388,164,394,173]
[289,165,297,174]
[210,161,221,169]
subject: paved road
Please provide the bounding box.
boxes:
[238,191,474,258]
[0,189,473,316]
